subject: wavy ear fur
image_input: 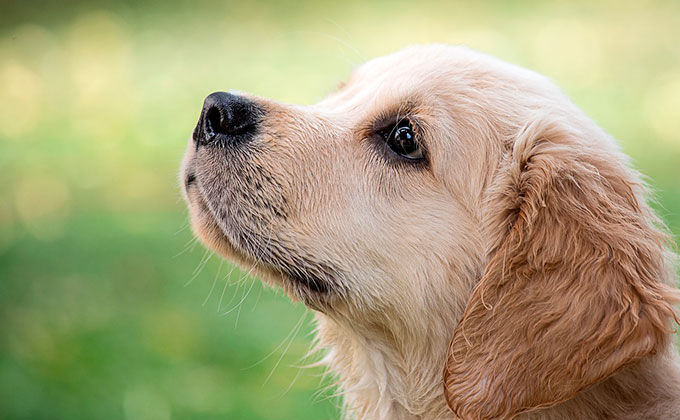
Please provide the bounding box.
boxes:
[443,116,680,419]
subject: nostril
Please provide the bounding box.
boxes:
[205,106,228,138]
[195,92,262,146]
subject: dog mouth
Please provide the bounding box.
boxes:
[180,90,346,308]
[183,168,342,307]
[184,172,196,189]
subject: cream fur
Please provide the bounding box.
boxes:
[181,45,680,420]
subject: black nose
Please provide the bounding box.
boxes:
[193,92,262,146]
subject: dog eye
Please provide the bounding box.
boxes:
[381,120,423,160]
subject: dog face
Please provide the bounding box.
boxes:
[181,45,679,419]
[181,45,500,314]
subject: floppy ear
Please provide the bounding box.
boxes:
[443,116,680,419]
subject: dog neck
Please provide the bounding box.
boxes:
[314,311,453,420]
[314,313,680,420]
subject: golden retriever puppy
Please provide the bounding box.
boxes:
[180,45,680,419]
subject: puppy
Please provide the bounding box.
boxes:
[180,45,680,420]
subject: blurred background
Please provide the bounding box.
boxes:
[1,0,679,418]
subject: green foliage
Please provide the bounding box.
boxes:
[1,1,679,418]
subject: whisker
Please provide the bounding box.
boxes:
[173,221,190,236]
[276,367,304,399]
[184,249,212,287]
[322,19,364,62]
[271,30,363,68]
[251,283,265,312]
[217,263,241,312]
[202,259,224,306]
[263,310,307,385]
[234,279,252,328]
[242,311,308,370]
[173,236,200,258]
[220,276,256,317]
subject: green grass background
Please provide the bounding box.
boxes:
[1,1,679,419]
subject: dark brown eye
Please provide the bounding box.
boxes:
[381,120,423,160]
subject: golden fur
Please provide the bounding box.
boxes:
[181,45,680,419]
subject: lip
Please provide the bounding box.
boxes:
[181,151,342,310]
[185,172,196,189]
[193,186,338,295]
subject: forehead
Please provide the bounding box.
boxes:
[317,45,464,112]
[315,44,549,116]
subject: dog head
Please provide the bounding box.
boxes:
[181,45,679,419]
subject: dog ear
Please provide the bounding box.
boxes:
[443,115,680,419]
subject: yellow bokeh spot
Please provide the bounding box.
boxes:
[67,10,132,106]
[531,18,606,85]
[0,60,42,139]
[644,73,680,147]
[14,175,71,241]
